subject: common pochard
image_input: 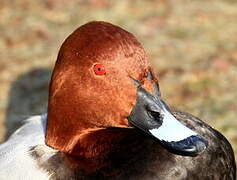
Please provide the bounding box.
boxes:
[0,21,235,180]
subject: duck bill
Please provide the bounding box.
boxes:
[127,78,208,156]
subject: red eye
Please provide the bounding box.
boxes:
[93,64,106,75]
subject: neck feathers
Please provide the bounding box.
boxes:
[46,126,138,160]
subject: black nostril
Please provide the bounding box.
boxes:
[147,110,161,120]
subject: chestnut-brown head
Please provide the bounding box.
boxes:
[45,21,155,154]
[45,21,207,159]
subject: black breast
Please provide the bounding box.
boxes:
[32,111,236,180]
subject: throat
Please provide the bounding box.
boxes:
[46,125,149,174]
[69,127,140,160]
[65,127,148,175]
[43,127,154,177]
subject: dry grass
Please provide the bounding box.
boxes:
[0,0,236,161]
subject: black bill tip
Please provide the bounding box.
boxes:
[161,135,208,156]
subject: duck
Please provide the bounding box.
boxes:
[0,21,235,180]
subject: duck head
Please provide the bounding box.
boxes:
[45,21,207,159]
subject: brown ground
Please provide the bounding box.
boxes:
[0,0,236,163]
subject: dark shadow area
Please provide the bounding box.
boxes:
[4,68,51,140]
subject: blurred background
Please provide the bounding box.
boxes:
[0,0,236,162]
